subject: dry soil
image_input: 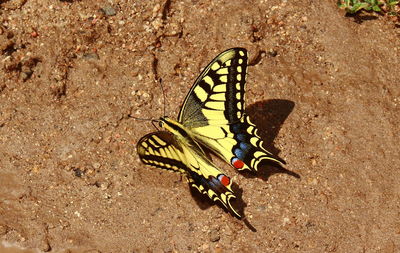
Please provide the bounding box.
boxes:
[1,0,400,252]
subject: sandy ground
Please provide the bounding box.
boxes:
[1,0,400,252]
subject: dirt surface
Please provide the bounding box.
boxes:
[1,0,400,252]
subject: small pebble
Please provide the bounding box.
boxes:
[199,244,209,251]
[92,162,101,169]
[209,229,220,242]
[311,158,317,166]
[83,53,99,60]
[283,217,291,226]
[100,182,109,191]
[40,238,51,252]
[73,167,84,177]
[100,6,117,16]
[268,50,278,57]
[20,72,30,81]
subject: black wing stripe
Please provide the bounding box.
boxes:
[141,154,188,174]
[224,54,247,122]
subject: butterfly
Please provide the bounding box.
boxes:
[136,48,285,218]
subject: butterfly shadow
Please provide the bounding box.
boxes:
[244,99,300,181]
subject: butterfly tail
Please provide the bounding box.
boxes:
[229,115,286,172]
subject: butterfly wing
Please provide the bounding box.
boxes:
[178,48,247,126]
[137,131,240,217]
[178,48,285,172]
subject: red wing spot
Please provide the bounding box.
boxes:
[233,159,244,169]
[218,174,231,187]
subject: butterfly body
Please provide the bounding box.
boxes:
[137,48,285,217]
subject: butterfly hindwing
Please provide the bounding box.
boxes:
[137,130,240,217]
[137,131,188,174]
[190,114,286,171]
[178,48,285,172]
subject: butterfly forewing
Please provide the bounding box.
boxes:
[178,48,285,171]
[178,48,247,127]
[137,130,240,217]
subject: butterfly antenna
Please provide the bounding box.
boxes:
[129,114,160,130]
[151,119,160,131]
[129,79,165,123]
[158,78,167,117]
[128,115,155,121]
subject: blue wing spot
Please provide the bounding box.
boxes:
[234,148,244,159]
[208,176,220,189]
[236,133,246,141]
[190,171,207,186]
[231,124,242,133]
[240,142,251,151]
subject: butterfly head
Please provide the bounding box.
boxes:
[158,116,169,128]
[158,116,190,139]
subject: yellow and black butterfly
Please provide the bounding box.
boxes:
[137,48,285,218]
